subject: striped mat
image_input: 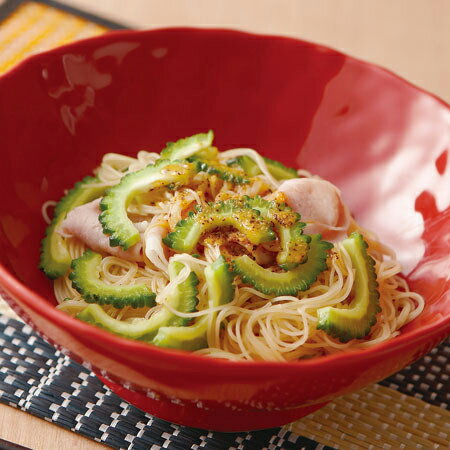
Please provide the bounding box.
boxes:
[0,0,118,75]
[0,1,449,449]
[0,314,448,449]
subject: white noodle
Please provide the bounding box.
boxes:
[48,146,425,362]
[219,148,280,189]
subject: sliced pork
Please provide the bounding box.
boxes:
[144,221,169,272]
[277,178,349,240]
[58,198,143,261]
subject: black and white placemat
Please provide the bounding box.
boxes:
[1,315,449,449]
[0,315,336,450]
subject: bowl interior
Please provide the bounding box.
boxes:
[0,29,449,337]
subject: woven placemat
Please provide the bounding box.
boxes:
[0,314,449,449]
[0,1,449,449]
[0,0,124,76]
[0,315,333,450]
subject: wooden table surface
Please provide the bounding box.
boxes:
[0,0,449,449]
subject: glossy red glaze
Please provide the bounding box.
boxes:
[96,373,327,431]
[0,29,449,431]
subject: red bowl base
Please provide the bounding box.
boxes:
[97,374,327,431]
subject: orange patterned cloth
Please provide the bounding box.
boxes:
[0,1,106,75]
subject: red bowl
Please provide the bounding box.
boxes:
[0,28,449,432]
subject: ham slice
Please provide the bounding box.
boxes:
[277,178,348,240]
[58,199,143,261]
[144,222,169,272]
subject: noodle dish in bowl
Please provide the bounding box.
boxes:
[0,28,448,431]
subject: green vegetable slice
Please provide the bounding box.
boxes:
[227,155,298,180]
[99,159,195,250]
[40,176,106,279]
[316,232,381,342]
[188,145,218,161]
[69,250,156,308]
[163,200,276,254]
[244,196,310,269]
[191,159,249,184]
[77,260,199,341]
[160,131,214,161]
[152,256,234,350]
[232,234,333,295]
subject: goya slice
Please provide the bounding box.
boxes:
[40,177,106,279]
[100,159,195,250]
[316,232,381,342]
[163,200,276,253]
[191,159,249,185]
[70,250,156,308]
[152,256,234,350]
[188,145,218,161]
[160,130,214,161]
[245,196,310,269]
[276,222,311,269]
[77,260,199,341]
[232,234,332,295]
[227,155,298,180]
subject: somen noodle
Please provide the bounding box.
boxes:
[40,132,424,361]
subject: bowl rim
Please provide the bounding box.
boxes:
[0,27,449,373]
[1,26,449,109]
